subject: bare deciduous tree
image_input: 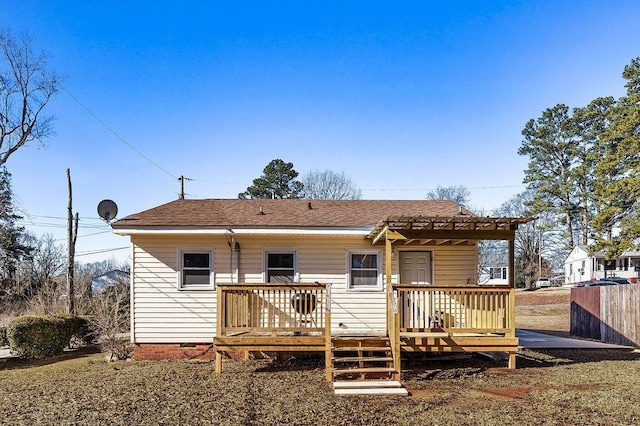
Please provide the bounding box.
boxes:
[426,185,470,207]
[301,169,362,200]
[0,28,60,166]
[89,280,131,360]
[21,233,65,300]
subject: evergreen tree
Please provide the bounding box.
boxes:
[572,96,616,245]
[518,104,581,248]
[591,57,640,258]
[0,168,32,291]
[238,159,304,199]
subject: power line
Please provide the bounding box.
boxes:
[75,246,130,257]
[361,184,526,192]
[26,214,105,222]
[61,85,179,180]
[16,220,108,230]
[53,230,112,242]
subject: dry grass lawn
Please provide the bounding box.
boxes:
[1,288,639,425]
[516,287,572,337]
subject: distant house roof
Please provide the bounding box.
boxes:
[112,199,474,230]
[91,270,130,295]
[566,245,640,260]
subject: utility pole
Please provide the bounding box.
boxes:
[67,169,79,314]
[538,228,542,279]
[178,175,192,199]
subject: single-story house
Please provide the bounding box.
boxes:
[564,245,640,284]
[112,198,531,386]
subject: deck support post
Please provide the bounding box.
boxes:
[508,352,516,369]
[215,351,222,374]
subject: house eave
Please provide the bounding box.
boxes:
[112,226,373,237]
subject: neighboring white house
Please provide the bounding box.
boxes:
[564,245,640,284]
[479,265,509,285]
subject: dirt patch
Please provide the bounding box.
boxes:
[469,386,531,400]
[410,388,447,402]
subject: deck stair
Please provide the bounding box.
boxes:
[330,336,407,395]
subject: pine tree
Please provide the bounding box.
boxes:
[518,104,581,248]
[591,57,640,258]
[238,159,304,199]
[572,96,616,245]
[0,168,32,289]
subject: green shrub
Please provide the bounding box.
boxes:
[51,314,93,346]
[7,314,91,359]
[0,326,8,347]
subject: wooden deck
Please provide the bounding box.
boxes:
[213,283,519,378]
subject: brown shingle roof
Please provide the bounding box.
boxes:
[112,199,472,229]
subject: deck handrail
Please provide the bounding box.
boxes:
[324,283,332,381]
[386,283,401,381]
[392,284,515,335]
[217,282,328,336]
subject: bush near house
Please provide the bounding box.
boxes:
[0,326,7,347]
[7,314,90,359]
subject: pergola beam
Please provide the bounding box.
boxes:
[374,229,516,242]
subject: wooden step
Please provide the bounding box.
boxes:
[335,387,409,395]
[332,338,390,345]
[332,346,391,352]
[333,381,408,396]
[332,367,395,375]
[333,381,403,389]
[332,356,393,363]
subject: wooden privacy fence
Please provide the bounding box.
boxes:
[393,285,515,335]
[571,284,640,346]
[216,283,328,335]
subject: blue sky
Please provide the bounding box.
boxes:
[2,1,640,263]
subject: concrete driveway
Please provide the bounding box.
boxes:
[516,329,634,350]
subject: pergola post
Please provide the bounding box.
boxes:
[508,239,515,288]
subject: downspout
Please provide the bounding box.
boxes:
[233,242,240,283]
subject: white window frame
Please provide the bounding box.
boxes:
[262,248,300,283]
[177,248,214,290]
[346,249,382,291]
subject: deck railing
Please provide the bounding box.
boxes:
[386,283,401,380]
[393,285,516,336]
[216,283,329,336]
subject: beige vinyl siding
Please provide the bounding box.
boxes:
[131,236,218,343]
[431,245,479,285]
[130,234,479,342]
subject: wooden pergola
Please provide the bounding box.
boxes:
[368,215,533,288]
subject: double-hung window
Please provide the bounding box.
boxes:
[264,249,298,283]
[178,249,213,290]
[490,267,507,280]
[347,250,381,290]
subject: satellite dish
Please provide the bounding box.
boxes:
[97,199,118,222]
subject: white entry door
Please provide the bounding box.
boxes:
[400,251,433,285]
